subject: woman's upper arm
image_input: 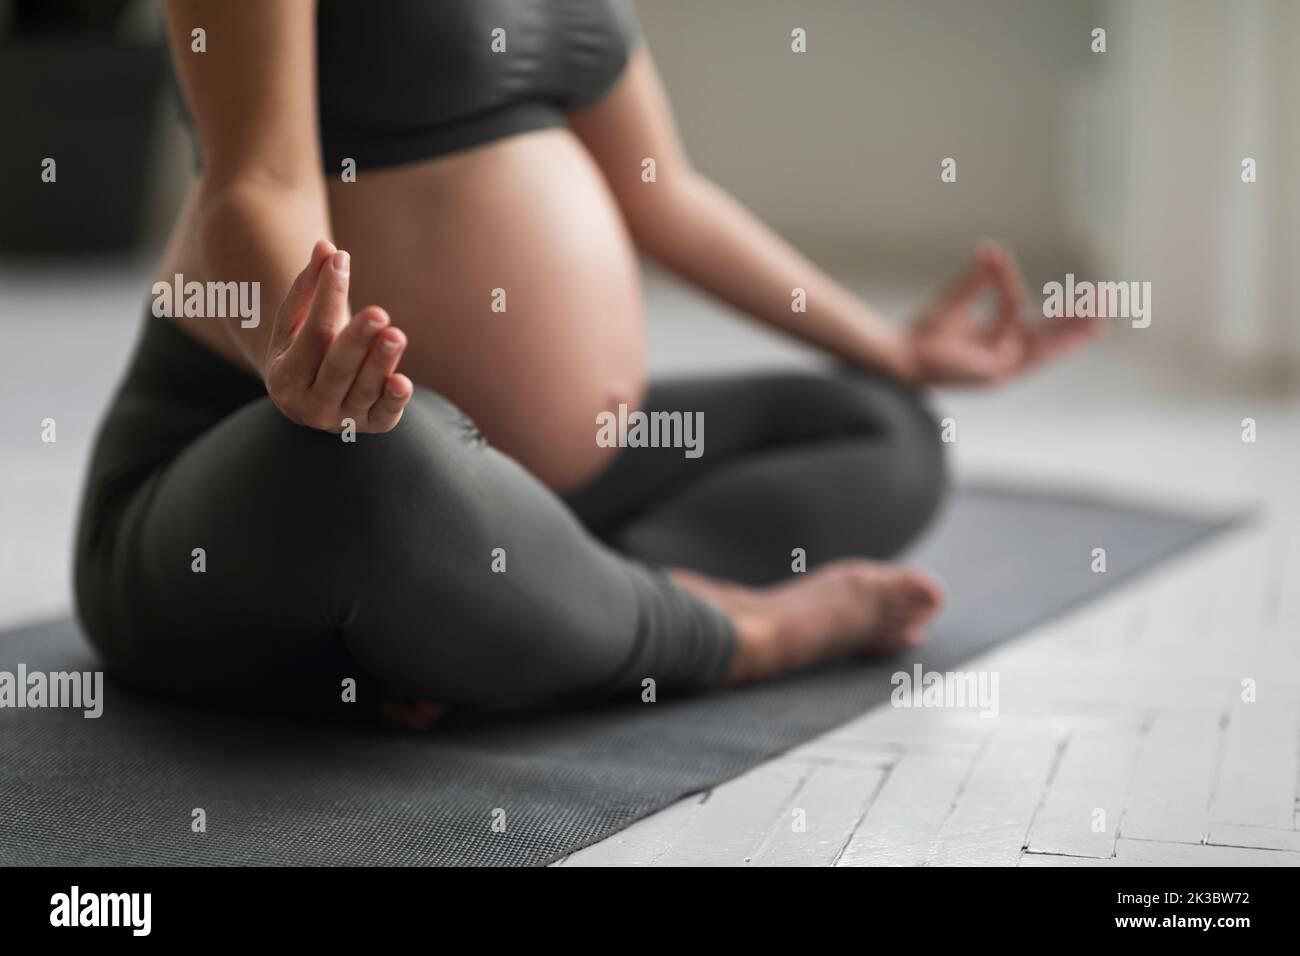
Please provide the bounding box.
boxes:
[164,0,322,191]
[568,47,695,218]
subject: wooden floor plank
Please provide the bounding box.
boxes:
[1211,705,1299,830]
[1114,838,1300,867]
[1206,824,1300,852]
[749,763,887,866]
[1020,851,1113,867]
[784,736,901,769]
[1120,712,1222,844]
[836,750,975,866]
[1026,723,1143,858]
[927,727,1062,866]
[560,793,706,866]
[650,761,808,867]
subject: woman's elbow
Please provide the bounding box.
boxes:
[619,168,705,259]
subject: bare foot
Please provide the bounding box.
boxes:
[669,560,943,685]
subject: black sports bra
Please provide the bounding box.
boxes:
[175,0,639,172]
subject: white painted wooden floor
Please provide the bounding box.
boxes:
[5,261,1298,867]
[560,517,1300,866]
[560,271,1300,867]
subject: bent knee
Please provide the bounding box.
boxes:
[230,390,489,534]
[828,372,949,541]
[893,383,949,515]
[886,385,948,538]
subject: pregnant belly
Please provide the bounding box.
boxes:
[328,128,645,492]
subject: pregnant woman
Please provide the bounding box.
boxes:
[75,0,1097,719]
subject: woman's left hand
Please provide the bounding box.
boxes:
[904,241,1104,386]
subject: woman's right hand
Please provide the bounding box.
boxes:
[263,239,413,433]
[903,241,1103,387]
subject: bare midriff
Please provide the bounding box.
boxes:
[168,127,647,492]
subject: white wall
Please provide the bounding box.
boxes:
[1080,0,1300,388]
[639,0,1300,389]
[635,0,1098,276]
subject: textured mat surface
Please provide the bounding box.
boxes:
[0,484,1238,866]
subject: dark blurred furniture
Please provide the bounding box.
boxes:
[0,0,166,254]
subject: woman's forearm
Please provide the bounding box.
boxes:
[194,177,333,378]
[629,172,916,382]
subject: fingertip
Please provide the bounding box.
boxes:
[310,250,350,302]
[387,373,412,399]
[975,238,1006,265]
[357,305,389,329]
[377,327,405,355]
[330,249,350,279]
[307,240,337,278]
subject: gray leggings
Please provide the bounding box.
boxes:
[74,315,946,714]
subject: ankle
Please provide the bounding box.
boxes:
[722,609,783,686]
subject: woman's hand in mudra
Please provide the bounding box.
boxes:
[904,241,1103,387]
[263,239,414,432]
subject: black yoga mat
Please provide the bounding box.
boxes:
[0,484,1239,866]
